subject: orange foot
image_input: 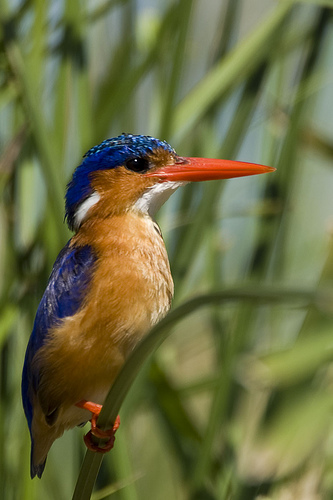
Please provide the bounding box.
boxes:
[75,400,120,453]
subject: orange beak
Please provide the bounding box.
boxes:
[145,156,275,182]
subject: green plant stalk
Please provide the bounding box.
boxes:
[92,2,179,140]
[296,0,333,6]
[72,285,322,500]
[0,17,67,241]
[172,0,294,141]
[87,0,127,22]
[268,7,331,281]
[159,0,193,140]
[53,0,92,160]
[147,361,202,470]
[172,63,268,293]
[213,0,241,60]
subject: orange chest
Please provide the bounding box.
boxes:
[74,213,174,351]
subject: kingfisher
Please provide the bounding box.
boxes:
[21,133,274,479]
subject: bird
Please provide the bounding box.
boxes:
[21,133,274,479]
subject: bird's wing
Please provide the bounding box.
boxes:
[21,240,96,431]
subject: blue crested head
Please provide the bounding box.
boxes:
[65,133,175,231]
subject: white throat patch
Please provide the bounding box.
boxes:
[134,181,186,218]
[74,191,101,230]
[73,181,185,229]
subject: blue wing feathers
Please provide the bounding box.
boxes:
[21,241,96,431]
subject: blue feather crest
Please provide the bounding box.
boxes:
[21,242,96,434]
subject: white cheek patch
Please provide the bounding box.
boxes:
[134,181,186,217]
[74,191,100,229]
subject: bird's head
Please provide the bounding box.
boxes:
[65,133,275,231]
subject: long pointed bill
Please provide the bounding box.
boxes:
[145,156,275,182]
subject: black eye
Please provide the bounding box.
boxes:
[125,157,150,173]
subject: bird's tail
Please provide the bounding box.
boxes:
[31,453,46,479]
[30,440,47,478]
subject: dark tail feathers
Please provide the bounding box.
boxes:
[30,445,46,479]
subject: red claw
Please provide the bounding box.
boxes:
[75,399,120,453]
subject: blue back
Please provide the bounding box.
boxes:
[21,241,96,432]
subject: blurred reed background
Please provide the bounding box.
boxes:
[1,0,333,499]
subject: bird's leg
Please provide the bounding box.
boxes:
[75,400,120,453]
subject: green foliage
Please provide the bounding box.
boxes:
[0,1,333,499]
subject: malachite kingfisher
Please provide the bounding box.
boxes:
[21,133,274,478]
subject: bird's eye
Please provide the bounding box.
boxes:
[125,157,150,173]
